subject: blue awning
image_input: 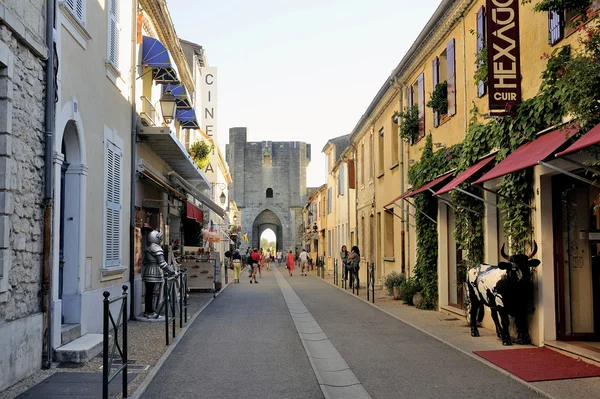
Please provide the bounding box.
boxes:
[142,36,178,83]
[162,82,192,108]
[176,109,199,129]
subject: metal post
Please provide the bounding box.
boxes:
[179,272,183,328]
[224,257,229,284]
[164,276,169,345]
[367,264,370,302]
[184,271,188,323]
[342,263,346,289]
[371,263,375,304]
[171,280,176,339]
[122,285,128,398]
[102,291,110,399]
[213,261,217,298]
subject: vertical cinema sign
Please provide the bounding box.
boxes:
[201,67,217,137]
[486,0,521,114]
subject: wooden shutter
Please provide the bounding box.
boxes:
[432,57,440,127]
[446,39,456,116]
[109,0,120,69]
[476,7,487,97]
[548,9,563,45]
[417,73,425,138]
[66,0,85,23]
[106,141,122,267]
[348,159,356,189]
[407,86,414,145]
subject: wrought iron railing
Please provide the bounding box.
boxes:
[367,262,375,303]
[163,274,177,345]
[179,270,188,328]
[102,285,128,399]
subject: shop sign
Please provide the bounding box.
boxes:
[486,0,521,114]
[201,67,217,137]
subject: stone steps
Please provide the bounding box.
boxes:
[54,333,103,363]
[60,323,81,346]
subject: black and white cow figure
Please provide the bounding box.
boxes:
[466,242,540,346]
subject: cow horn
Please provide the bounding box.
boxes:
[528,241,538,259]
[500,244,509,260]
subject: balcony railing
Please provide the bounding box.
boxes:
[140,96,156,126]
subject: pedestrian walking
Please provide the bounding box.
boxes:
[286,250,295,276]
[340,245,349,285]
[232,250,242,283]
[276,249,283,266]
[258,248,264,278]
[348,246,360,289]
[299,248,309,276]
[250,248,260,283]
[265,249,271,270]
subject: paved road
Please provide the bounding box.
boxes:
[141,267,542,399]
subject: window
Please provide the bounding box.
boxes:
[476,7,487,97]
[108,0,120,69]
[391,114,399,164]
[348,159,356,189]
[360,143,365,185]
[105,140,122,267]
[327,187,332,214]
[432,57,441,127]
[266,188,273,198]
[378,128,384,175]
[338,164,345,195]
[417,74,426,140]
[65,0,86,25]
[549,9,564,45]
[446,39,456,116]
[384,210,395,257]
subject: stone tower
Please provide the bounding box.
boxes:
[226,127,311,252]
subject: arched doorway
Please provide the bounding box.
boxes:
[252,209,283,251]
[58,120,85,325]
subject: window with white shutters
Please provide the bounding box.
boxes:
[105,141,122,267]
[548,9,564,45]
[108,0,120,69]
[65,0,86,25]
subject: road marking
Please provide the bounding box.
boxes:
[273,267,372,399]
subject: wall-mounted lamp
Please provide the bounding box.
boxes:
[159,90,177,124]
[219,192,226,205]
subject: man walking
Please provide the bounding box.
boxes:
[299,249,309,276]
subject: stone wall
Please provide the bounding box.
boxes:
[0,18,46,391]
[227,128,310,252]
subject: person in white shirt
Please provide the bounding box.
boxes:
[299,249,309,276]
[276,250,283,265]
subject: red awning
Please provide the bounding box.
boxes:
[555,122,600,157]
[434,155,496,196]
[384,190,413,208]
[186,202,203,223]
[473,124,579,185]
[404,171,454,199]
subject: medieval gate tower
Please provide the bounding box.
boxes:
[227,127,311,252]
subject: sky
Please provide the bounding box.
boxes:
[167,0,443,187]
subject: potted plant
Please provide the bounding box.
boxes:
[400,277,422,305]
[399,105,420,143]
[426,81,448,115]
[383,271,406,300]
[189,140,213,170]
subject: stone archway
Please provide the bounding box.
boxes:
[251,209,283,251]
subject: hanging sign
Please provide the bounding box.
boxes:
[486,0,522,114]
[200,67,218,138]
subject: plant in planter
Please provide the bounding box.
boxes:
[189,140,213,170]
[383,271,406,300]
[399,105,420,143]
[400,277,422,305]
[426,81,448,115]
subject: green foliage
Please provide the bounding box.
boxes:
[400,277,422,305]
[469,29,488,86]
[426,81,448,115]
[399,105,420,143]
[524,0,591,14]
[189,140,212,170]
[383,271,406,296]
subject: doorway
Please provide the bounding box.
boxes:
[552,174,600,340]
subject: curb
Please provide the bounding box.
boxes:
[313,275,558,399]
[130,280,231,399]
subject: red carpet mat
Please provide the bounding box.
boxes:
[473,347,600,382]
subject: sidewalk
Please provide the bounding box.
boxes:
[0,291,214,399]
[311,268,600,399]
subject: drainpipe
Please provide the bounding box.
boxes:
[129,0,139,320]
[42,0,57,369]
[397,83,406,275]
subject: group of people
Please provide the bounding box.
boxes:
[340,245,361,289]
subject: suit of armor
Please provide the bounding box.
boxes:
[142,231,175,317]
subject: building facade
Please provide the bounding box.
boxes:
[0,0,48,390]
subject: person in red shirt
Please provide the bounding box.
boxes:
[250,248,260,284]
[286,250,295,276]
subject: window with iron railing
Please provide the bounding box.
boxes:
[140,96,156,126]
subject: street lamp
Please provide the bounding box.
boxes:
[159,89,177,124]
[219,192,226,205]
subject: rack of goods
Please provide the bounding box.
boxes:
[182,247,220,291]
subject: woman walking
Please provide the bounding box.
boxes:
[265,249,271,270]
[232,250,242,283]
[340,245,349,285]
[348,246,361,289]
[258,248,264,278]
[286,250,295,276]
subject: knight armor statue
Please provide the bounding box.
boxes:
[142,230,175,317]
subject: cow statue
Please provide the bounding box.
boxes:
[466,242,540,346]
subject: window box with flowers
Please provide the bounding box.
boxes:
[189,140,213,170]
